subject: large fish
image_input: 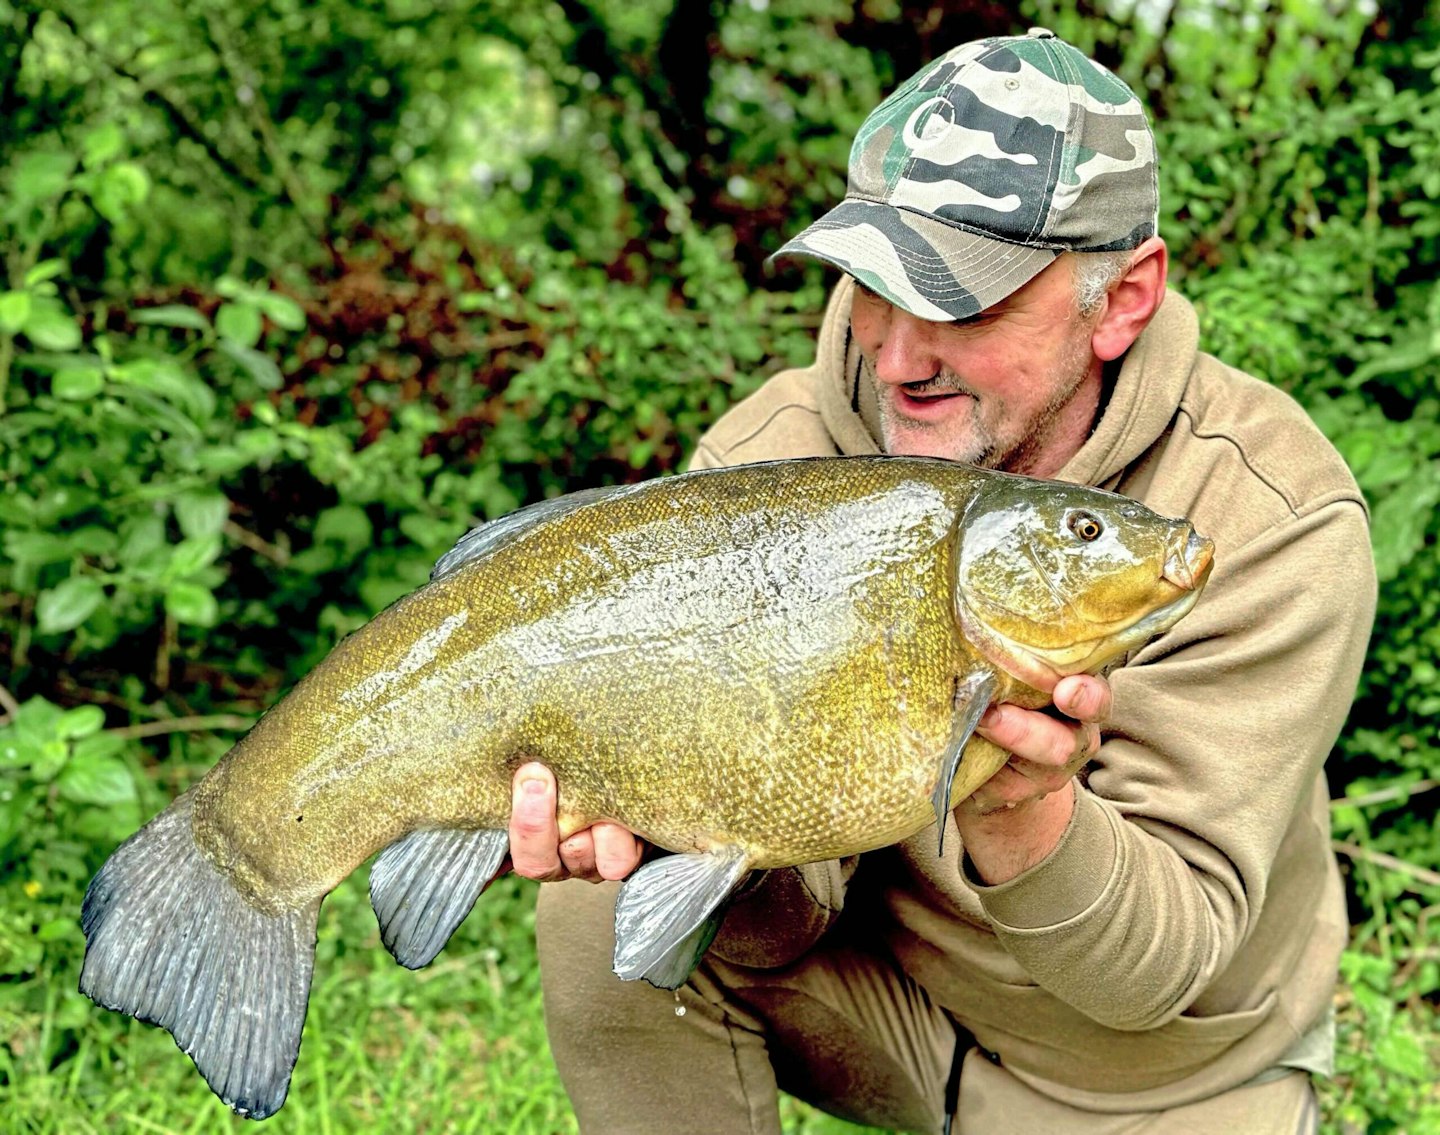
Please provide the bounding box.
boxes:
[80,455,1213,1118]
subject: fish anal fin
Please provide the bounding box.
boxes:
[79,790,318,1120]
[370,827,509,969]
[931,671,998,856]
[612,849,750,989]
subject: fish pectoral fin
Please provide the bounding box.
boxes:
[931,671,998,857]
[612,848,750,989]
[370,827,509,969]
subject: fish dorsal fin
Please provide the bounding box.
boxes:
[369,827,509,969]
[431,483,637,581]
[931,671,998,856]
[612,848,750,989]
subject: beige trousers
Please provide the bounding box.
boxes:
[536,879,1319,1135]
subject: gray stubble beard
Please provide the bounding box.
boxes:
[865,342,1093,475]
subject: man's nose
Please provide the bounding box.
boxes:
[869,309,942,385]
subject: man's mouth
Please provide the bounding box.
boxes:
[893,381,972,417]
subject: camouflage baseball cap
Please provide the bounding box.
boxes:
[774,28,1158,320]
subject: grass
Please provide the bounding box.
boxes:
[0,872,882,1135]
[2,858,1434,1133]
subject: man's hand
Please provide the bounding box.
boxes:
[508,762,645,883]
[956,674,1112,884]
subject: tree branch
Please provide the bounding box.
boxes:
[1333,779,1440,811]
[1333,841,1440,891]
[109,714,254,740]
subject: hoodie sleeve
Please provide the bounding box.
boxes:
[965,497,1375,1030]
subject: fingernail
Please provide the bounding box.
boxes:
[521,778,547,795]
[980,707,1002,728]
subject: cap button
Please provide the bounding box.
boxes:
[1027,27,1056,38]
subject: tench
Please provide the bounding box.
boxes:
[80,455,1214,1118]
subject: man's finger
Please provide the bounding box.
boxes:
[592,822,644,881]
[1053,674,1112,723]
[977,704,1081,769]
[558,830,599,880]
[509,763,564,880]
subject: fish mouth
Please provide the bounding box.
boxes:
[1163,529,1214,591]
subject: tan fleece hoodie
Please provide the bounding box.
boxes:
[689,277,1376,1112]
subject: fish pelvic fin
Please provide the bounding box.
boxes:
[79,790,318,1120]
[931,671,998,857]
[612,848,750,990]
[369,827,509,969]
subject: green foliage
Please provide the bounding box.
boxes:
[0,0,1437,1130]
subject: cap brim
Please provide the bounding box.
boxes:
[769,199,1058,321]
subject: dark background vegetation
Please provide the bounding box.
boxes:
[1,1,1437,1130]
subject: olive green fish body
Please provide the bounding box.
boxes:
[80,455,1214,1119]
[196,459,1009,909]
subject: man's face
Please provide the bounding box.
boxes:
[849,257,1104,479]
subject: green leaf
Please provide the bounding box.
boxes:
[31,738,69,782]
[165,580,219,627]
[52,366,105,400]
[56,753,136,806]
[254,292,307,331]
[93,162,151,223]
[0,290,31,334]
[399,513,459,550]
[70,526,118,557]
[217,339,284,389]
[23,259,66,287]
[1374,1025,1430,1080]
[71,730,127,764]
[109,358,217,421]
[118,512,166,562]
[37,918,75,943]
[131,304,211,331]
[174,490,230,540]
[0,792,34,852]
[82,122,125,167]
[21,297,81,352]
[56,705,106,740]
[314,503,374,556]
[12,152,74,205]
[36,576,104,634]
[2,530,73,567]
[168,534,222,578]
[215,301,264,348]
[1370,473,1440,582]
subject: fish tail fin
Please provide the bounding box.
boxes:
[79,791,318,1120]
[369,827,509,969]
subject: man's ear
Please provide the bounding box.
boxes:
[1091,237,1168,362]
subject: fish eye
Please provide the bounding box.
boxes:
[1068,512,1104,541]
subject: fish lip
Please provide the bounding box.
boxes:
[1163,530,1214,591]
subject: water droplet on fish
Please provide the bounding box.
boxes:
[674,991,686,1017]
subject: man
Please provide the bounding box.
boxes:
[509,29,1375,1133]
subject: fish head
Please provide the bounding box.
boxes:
[953,477,1214,693]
